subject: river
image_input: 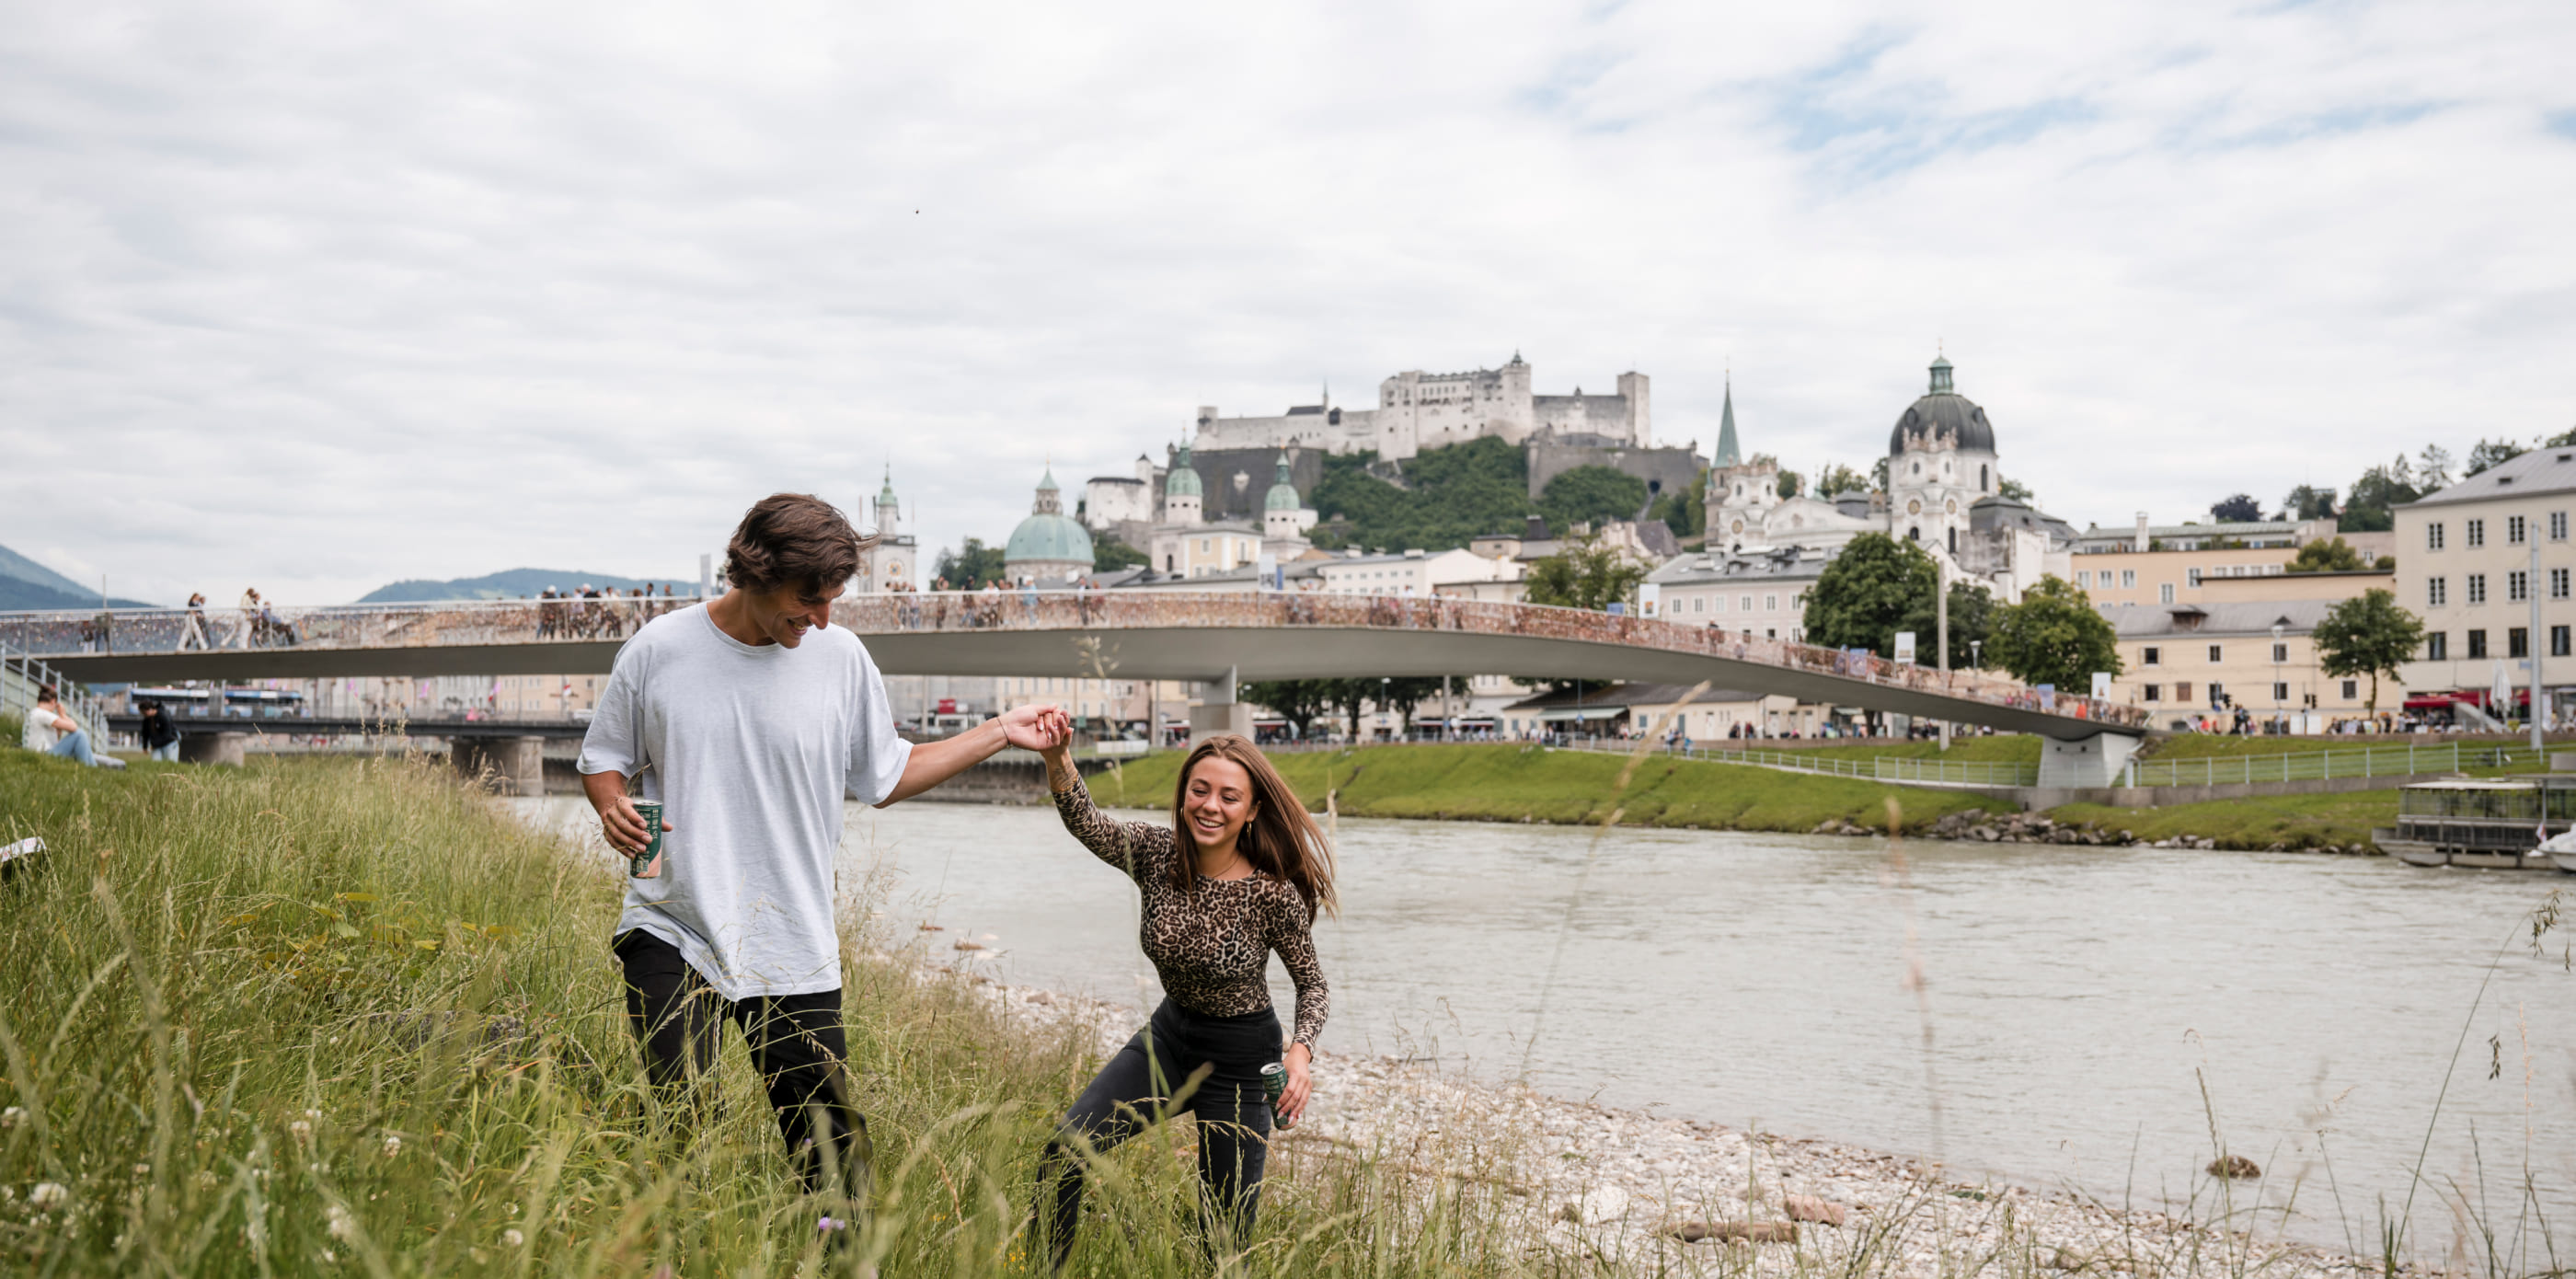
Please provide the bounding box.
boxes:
[517,795,2576,1254]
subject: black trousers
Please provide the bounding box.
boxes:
[614,929,869,1197]
[1032,999,1279,1270]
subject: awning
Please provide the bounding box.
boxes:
[1535,707,1627,722]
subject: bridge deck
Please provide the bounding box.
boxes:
[4,593,2149,740]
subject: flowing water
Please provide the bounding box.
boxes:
[518,794,2576,1255]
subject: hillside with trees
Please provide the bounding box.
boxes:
[1305,438,1696,552]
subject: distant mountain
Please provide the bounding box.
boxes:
[0,540,154,611]
[357,568,697,603]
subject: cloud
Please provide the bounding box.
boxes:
[1,0,2571,602]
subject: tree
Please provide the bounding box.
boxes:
[2210,493,2262,523]
[2415,444,2454,492]
[1650,472,1706,540]
[2287,537,2369,573]
[1538,466,1650,536]
[2338,462,2420,533]
[934,537,1007,589]
[1869,456,1891,491]
[1996,475,2036,504]
[2283,484,2338,521]
[2466,438,2527,477]
[1898,580,1996,669]
[1985,576,2122,692]
[2313,588,2425,714]
[1523,532,1650,612]
[1371,676,1454,734]
[1776,469,1804,500]
[1800,533,1938,659]
[1239,679,1340,737]
[1809,463,1864,497]
[1093,536,1149,571]
[2547,426,2576,449]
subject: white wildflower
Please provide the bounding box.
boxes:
[381,1135,402,1158]
[501,1227,524,1248]
[327,1203,356,1241]
[1,1106,24,1128]
[289,1120,313,1145]
[321,1248,336,1263]
[29,1181,68,1209]
[132,1163,150,1177]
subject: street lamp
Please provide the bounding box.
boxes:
[1969,640,1983,670]
[1381,676,1391,742]
[2271,621,2286,734]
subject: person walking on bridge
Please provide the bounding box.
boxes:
[578,491,1059,1231]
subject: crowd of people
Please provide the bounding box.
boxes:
[534,584,687,640]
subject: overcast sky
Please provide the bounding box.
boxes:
[4,1,2572,604]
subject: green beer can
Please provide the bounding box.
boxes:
[1260,1062,1291,1128]
[629,800,664,879]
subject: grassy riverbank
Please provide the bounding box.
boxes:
[0,751,1543,1276]
[1093,743,2010,833]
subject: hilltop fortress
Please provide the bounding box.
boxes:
[1191,352,1650,460]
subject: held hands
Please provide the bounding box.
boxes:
[1280,1042,1314,1125]
[1000,704,1077,760]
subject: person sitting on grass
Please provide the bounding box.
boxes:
[1025,726,1335,1271]
[579,491,1060,1236]
[24,686,123,769]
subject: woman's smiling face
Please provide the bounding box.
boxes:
[1181,755,1258,856]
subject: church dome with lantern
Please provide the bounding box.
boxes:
[1002,467,1095,582]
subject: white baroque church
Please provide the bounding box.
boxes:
[1701,356,2070,602]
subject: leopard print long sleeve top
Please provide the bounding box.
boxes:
[1051,775,1329,1049]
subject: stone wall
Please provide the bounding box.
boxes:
[1526,440,1704,504]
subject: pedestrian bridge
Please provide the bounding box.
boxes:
[2,593,2150,781]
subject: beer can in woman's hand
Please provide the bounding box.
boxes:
[630,801,664,878]
[1261,1062,1292,1128]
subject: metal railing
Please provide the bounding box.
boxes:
[1550,736,2041,786]
[2129,743,2550,787]
[3,643,121,750]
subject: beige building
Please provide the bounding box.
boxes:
[2100,600,2375,727]
[2066,515,2338,608]
[2197,569,2394,603]
[2394,449,2576,713]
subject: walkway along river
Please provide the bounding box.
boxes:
[520,796,2576,1256]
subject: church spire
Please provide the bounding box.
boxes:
[1713,374,1742,467]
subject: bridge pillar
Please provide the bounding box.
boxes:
[2035,733,2142,789]
[178,731,247,766]
[455,736,546,795]
[1190,665,1253,744]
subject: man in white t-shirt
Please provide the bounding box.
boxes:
[579,492,1056,1216]
[25,686,112,767]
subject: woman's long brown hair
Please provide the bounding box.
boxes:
[1167,734,1338,918]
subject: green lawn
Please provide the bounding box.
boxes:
[1723,735,2042,765]
[1095,743,2012,834]
[2048,789,2400,850]
[2134,732,2576,760]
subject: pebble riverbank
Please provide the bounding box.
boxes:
[937,963,2391,1279]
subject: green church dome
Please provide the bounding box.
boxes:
[1166,444,1203,497]
[1263,453,1300,512]
[1004,467,1094,568]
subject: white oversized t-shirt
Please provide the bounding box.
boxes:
[577,604,913,1000]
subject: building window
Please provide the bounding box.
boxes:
[2555,569,2570,600]
[2555,512,2569,541]
[2429,577,2447,607]
[2187,568,2202,587]
[2428,522,2445,550]
[2511,628,2531,658]
[1693,595,1706,613]
[2468,629,2488,658]
[2272,682,2290,702]
[2467,518,2486,547]
[2142,685,2162,703]
[2122,570,2137,589]
[2340,679,2358,699]
[2208,682,2226,706]
[2556,626,2571,658]
[2175,682,2193,702]
[2076,570,2091,588]
[2511,515,2529,545]
[2159,582,2175,604]
[2208,644,2224,662]
[2271,642,2289,663]
[1765,594,1778,611]
[2142,646,2161,666]
[1740,595,1754,613]
[2427,631,2448,660]
[2511,570,2530,602]
[2468,573,2487,605]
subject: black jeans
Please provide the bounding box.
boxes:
[614,929,869,1197]
[1032,998,1279,1270]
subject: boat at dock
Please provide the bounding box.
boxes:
[2373,778,2576,870]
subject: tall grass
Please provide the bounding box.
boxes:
[0,751,1552,1277]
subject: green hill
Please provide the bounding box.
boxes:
[0,540,155,610]
[1305,437,1699,552]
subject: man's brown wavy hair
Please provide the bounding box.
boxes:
[1167,734,1339,919]
[723,493,873,597]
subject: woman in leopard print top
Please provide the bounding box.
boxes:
[1028,726,1337,1270]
